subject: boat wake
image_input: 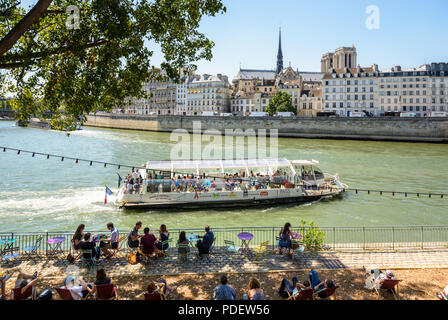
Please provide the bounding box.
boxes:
[0,187,116,217]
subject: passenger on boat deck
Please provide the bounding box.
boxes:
[133,181,141,194]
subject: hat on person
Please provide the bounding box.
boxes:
[385,270,394,278]
[64,276,75,288]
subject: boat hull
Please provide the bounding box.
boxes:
[115,187,345,210]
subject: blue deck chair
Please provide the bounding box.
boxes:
[224,240,241,254]
[24,237,43,258]
[2,252,19,261]
[80,249,96,272]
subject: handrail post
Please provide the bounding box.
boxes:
[421,226,424,249]
[392,227,394,250]
[45,232,48,256]
[333,227,336,250]
[363,227,366,250]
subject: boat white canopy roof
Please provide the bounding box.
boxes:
[145,158,318,172]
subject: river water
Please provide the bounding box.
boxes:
[0,121,447,233]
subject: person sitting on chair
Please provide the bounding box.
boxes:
[177,231,190,260]
[156,224,170,253]
[80,233,100,260]
[244,278,264,300]
[278,222,292,256]
[143,280,175,300]
[62,275,93,300]
[0,272,14,300]
[196,225,214,257]
[214,275,236,300]
[100,222,120,259]
[71,224,85,251]
[309,269,335,298]
[127,221,143,249]
[90,268,112,296]
[11,271,38,300]
[278,277,310,298]
[139,227,158,260]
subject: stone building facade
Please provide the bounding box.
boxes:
[377,65,431,117]
[322,65,379,117]
[321,46,357,73]
[429,63,448,114]
[180,74,231,116]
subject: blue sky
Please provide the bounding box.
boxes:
[21,0,448,79]
[186,0,448,78]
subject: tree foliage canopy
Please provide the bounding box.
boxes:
[265,91,295,116]
[0,0,226,130]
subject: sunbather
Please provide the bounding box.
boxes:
[62,275,93,300]
[277,277,311,298]
[11,271,38,300]
[143,279,175,300]
[309,269,335,298]
[0,272,14,300]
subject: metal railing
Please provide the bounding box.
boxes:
[1,226,448,257]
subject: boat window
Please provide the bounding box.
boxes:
[301,166,314,181]
[313,167,325,180]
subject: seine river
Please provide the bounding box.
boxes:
[0,120,447,233]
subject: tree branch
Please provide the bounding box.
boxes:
[0,0,53,56]
[0,1,20,16]
[0,39,107,66]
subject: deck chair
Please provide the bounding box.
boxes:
[95,284,118,300]
[177,243,190,263]
[376,279,402,300]
[202,237,216,260]
[287,288,314,300]
[253,241,269,262]
[2,252,19,262]
[158,240,170,257]
[54,287,91,300]
[224,240,241,254]
[11,286,35,300]
[314,286,339,300]
[80,249,96,272]
[144,292,165,300]
[24,237,43,259]
[137,247,156,264]
[110,235,127,258]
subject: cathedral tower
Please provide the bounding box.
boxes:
[276,28,283,74]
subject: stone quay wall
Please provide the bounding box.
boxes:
[85,114,448,142]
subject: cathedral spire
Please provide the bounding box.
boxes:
[276,27,283,74]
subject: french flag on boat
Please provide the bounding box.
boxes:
[104,186,113,205]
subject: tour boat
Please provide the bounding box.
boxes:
[114,158,348,209]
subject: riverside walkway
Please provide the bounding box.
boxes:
[2,247,448,277]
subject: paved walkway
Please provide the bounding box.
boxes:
[3,247,448,277]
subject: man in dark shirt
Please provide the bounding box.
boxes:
[196,225,214,256]
[140,228,158,255]
[128,221,142,248]
[80,233,100,260]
